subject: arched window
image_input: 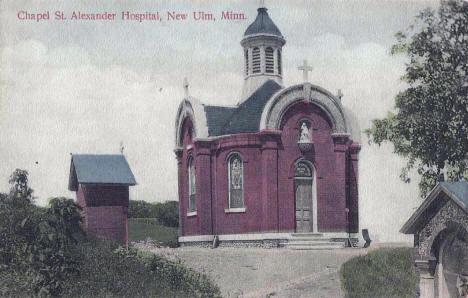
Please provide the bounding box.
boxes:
[244,49,249,76]
[228,153,244,208]
[265,47,274,73]
[295,161,312,177]
[252,47,261,74]
[277,49,282,75]
[188,157,196,212]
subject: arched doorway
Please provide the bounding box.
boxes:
[294,161,317,233]
[434,227,468,297]
[430,223,468,298]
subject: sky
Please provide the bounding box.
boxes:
[0,0,438,242]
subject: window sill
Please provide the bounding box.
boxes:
[224,208,246,213]
[187,211,197,217]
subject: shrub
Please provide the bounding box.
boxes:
[62,240,221,298]
[340,248,418,298]
[143,252,222,297]
[62,239,178,298]
[0,170,83,296]
[1,170,216,297]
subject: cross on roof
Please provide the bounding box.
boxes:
[119,141,124,154]
[183,77,189,97]
[298,60,313,82]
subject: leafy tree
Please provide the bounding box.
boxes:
[366,0,468,196]
[128,200,155,218]
[156,201,179,227]
[0,169,83,296]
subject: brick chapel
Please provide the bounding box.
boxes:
[174,6,361,247]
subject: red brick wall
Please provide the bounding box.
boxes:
[178,118,202,236]
[177,101,360,236]
[77,185,129,207]
[85,206,128,243]
[76,184,129,243]
[278,101,349,232]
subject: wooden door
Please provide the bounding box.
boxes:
[295,178,313,233]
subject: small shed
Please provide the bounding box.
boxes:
[69,154,136,244]
[401,181,468,298]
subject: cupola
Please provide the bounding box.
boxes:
[241,7,286,100]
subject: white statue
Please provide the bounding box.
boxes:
[299,122,310,143]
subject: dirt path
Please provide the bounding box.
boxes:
[135,244,367,297]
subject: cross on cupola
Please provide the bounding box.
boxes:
[298,60,313,82]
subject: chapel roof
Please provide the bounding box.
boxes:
[400,181,468,234]
[68,154,136,191]
[204,80,282,136]
[244,7,283,37]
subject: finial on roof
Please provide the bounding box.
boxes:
[298,60,313,82]
[183,77,189,97]
[259,0,266,9]
[120,141,124,154]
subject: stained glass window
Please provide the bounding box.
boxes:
[228,154,244,208]
[188,157,196,212]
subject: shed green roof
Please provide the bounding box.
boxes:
[68,154,136,191]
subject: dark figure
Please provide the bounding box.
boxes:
[212,235,219,249]
[362,229,372,248]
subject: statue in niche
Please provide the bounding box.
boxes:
[299,122,310,143]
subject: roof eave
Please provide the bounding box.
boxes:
[400,184,442,234]
[439,184,468,214]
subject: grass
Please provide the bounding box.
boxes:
[340,248,419,298]
[129,218,179,247]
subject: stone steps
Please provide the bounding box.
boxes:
[280,233,345,250]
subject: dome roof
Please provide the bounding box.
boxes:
[244,7,282,37]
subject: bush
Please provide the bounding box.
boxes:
[143,251,222,297]
[340,248,418,298]
[0,169,218,297]
[62,240,221,297]
[0,170,83,296]
[62,239,179,298]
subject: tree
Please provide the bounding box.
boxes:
[366,0,468,197]
[0,169,83,296]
